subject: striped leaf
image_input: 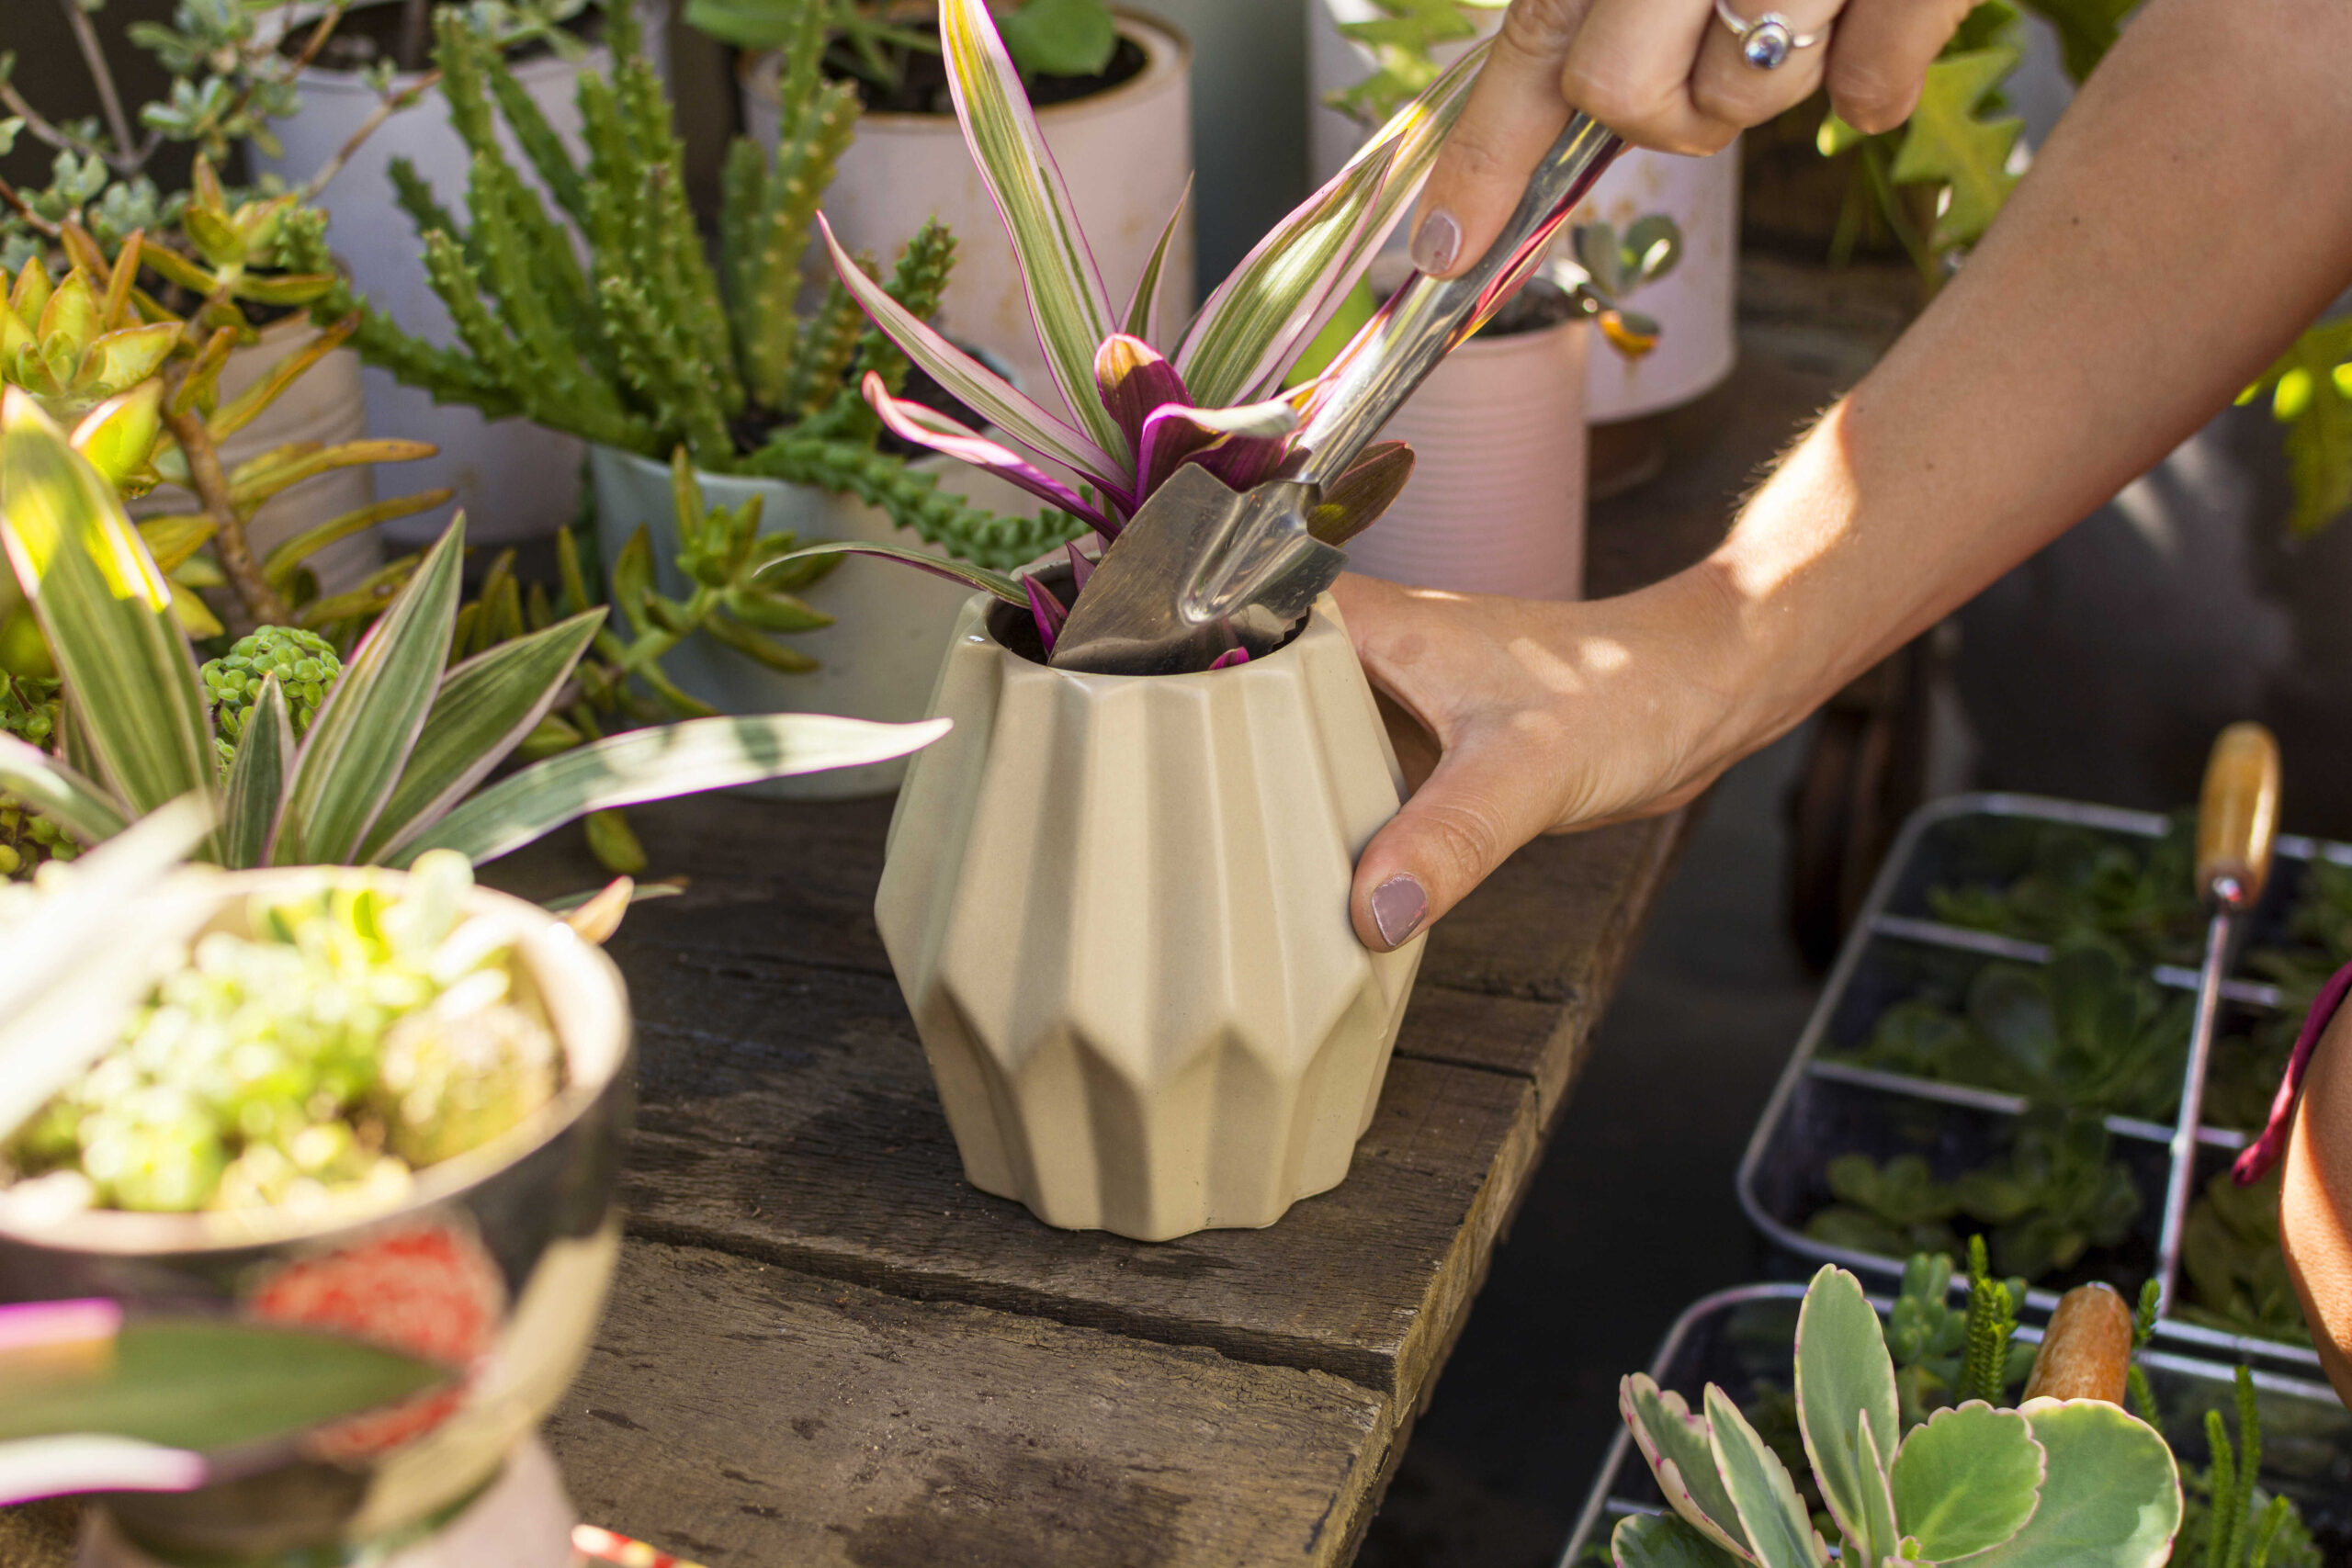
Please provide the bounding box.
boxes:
[759,543,1027,606]
[937,0,1127,461]
[0,734,127,847]
[0,391,212,818]
[1124,180,1193,343]
[271,520,465,865]
[360,608,607,863]
[821,220,1125,498]
[389,715,954,868]
[220,676,292,871]
[1176,43,1487,408]
[860,373,1110,528]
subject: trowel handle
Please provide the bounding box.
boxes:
[2197,721,2281,910]
[1287,114,1624,489]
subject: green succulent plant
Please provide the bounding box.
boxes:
[303,3,1074,570]
[1927,816,2207,965]
[2179,1168,2310,1347]
[0,670,71,877]
[0,389,948,876]
[202,626,343,767]
[687,0,1121,84]
[1612,1263,2181,1568]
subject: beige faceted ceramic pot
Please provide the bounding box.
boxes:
[876,584,1424,1241]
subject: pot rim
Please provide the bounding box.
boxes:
[740,7,1191,128]
[264,0,599,90]
[0,868,631,1258]
[970,566,1333,686]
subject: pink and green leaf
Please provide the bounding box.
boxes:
[862,373,1113,527]
[937,0,1128,461]
[1124,180,1193,343]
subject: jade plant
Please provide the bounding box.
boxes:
[304,3,1068,571]
[1611,1263,2180,1568]
[774,0,1509,655]
[0,389,947,874]
[686,0,1124,84]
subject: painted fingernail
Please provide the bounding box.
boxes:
[1371,874,1430,949]
[1409,211,1460,276]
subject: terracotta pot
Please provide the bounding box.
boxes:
[0,871,633,1562]
[130,315,387,598]
[585,443,1033,801]
[740,11,1194,423]
[875,586,1423,1241]
[1342,313,1590,601]
[245,1,629,547]
[1306,0,1738,419]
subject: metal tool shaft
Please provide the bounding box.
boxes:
[1286,114,1623,488]
[2155,907,2233,1311]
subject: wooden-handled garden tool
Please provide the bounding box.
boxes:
[1049,114,1626,675]
[2155,721,2281,1309]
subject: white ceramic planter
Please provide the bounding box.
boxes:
[876,589,1424,1240]
[247,4,624,547]
[742,12,1194,423]
[1306,0,1738,418]
[587,444,1032,800]
[1342,314,1590,601]
[130,315,387,597]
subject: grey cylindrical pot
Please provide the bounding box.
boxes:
[0,872,634,1560]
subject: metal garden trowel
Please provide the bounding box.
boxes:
[1048,113,1625,677]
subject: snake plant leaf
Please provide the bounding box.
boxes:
[820,219,1124,498]
[1965,1400,2179,1568]
[220,676,293,872]
[387,715,954,868]
[272,519,465,866]
[1853,1410,1909,1568]
[1124,179,1193,342]
[936,0,1127,461]
[0,390,213,818]
[1622,1375,1750,1559]
[860,372,1111,528]
[0,1304,449,1505]
[1887,46,2023,252]
[1179,42,1485,408]
[0,799,213,1143]
[1888,1402,2044,1562]
[758,542,1028,606]
[0,734,128,847]
[357,608,605,864]
[1612,1512,1747,1568]
[1707,1383,1827,1568]
[1794,1265,1902,1547]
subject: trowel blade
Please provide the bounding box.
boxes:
[1047,465,1348,677]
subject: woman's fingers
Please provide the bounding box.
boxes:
[1823,0,1976,132]
[1350,725,1569,953]
[1408,0,1600,276]
[1681,0,1847,134]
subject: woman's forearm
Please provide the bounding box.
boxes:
[1683,0,2352,763]
[2286,1006,2352,1402]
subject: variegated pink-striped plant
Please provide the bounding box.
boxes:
[803,0,1490,658]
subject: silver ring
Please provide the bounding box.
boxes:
[1713,0,1826,69]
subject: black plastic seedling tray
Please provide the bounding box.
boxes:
[1555,1282,2352,1568]
[1737,793,2340,1371]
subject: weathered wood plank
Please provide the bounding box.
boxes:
[610,928,1538,1401]
[545,1240,1395,1568]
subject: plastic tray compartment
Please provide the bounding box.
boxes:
[1555,1282,2352,1568]
[1737,793,2338,1372]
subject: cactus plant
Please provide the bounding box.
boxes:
[1612,1264,2182,1568]
[303,2,1075,571]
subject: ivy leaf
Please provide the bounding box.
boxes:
[2018,0,2131,82]
[2245,318,2352,539]
[998,0,1118,79]
[1888,46,2024,252]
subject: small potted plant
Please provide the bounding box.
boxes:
[306,6,1073,799]
[759,0,1495,1239]
[702,0,1193,414]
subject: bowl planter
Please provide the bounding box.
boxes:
[0,870,633,1563]
[129,315,385,598]
[741,10,1194,422]
[1340,287,1591,601]
[245,0,633,547]
[875,583,1424,1241]
[586,443,1025,801]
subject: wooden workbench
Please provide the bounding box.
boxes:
[0,258,1911,1568]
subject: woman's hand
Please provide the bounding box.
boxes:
[1406,0,1974,276]
[1336,570,1768,952]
